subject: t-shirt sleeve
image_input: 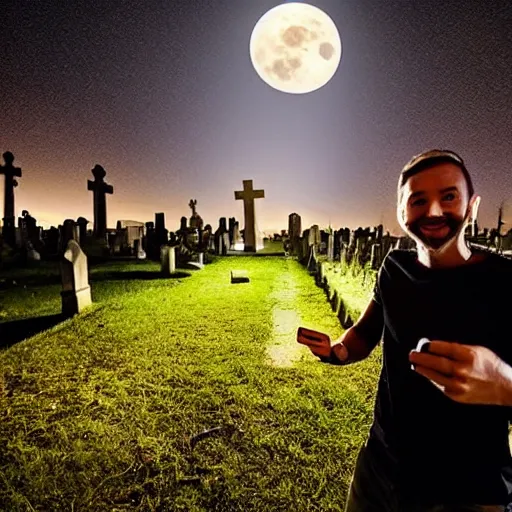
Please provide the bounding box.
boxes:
[372,253,389,305]
[372,268,382,305]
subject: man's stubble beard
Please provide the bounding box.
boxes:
[399,201,474,256]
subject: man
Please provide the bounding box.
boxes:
[329,149,512,511]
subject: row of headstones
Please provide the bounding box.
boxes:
[291,222,414,272]
[5,209,247,264]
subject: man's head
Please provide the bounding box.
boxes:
[397,149,481,254]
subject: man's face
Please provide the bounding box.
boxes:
[400,162,471,250]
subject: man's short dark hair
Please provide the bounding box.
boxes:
[397,149,475,207]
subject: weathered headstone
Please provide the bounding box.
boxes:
[234,179,265,252]
[60,240,92,317]
[288,213,302,255]
[87,165,113,239]
[160,245,176,276]
[231,270,249,283]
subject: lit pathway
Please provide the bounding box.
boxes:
[265,263,304,368]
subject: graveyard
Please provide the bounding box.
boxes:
[1,251,382,511]
[1,150,511,510]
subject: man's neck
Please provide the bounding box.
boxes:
[416,237,473,269]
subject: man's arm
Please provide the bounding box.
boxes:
[331,298,384,364]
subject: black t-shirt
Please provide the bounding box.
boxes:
[368,247,512,505]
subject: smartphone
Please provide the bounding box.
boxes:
[297,327,332,359]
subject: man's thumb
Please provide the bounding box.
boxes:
[332,343,349,362]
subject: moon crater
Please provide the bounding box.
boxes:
[319,42,335,60]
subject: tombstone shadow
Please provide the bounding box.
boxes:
[0,313,64,350]
[0,274,61,288]
[90,270,191,282]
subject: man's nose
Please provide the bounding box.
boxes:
[426,201,443,217]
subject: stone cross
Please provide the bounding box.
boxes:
[87,165,113,239]
[1,151,22,248]
[234,179,265,252]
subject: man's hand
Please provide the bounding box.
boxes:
[409,341,512,405]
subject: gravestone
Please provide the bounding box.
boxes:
[87,164,113,239]
[155,213,168,248]
[161,245,177,276]
[26,241,41,261]
[233,221,242,248]
[45,227,60,256]
[76,217,89,246]
[0,151,22,248]
[214,217,229,255]
[288,213,302,255]
[188,199,204,230]
[228,217,236,249]
[234,179,265,252]
[60,240,92,317]
[307,225,321,272]
[371,243,381,270]
[231,270,250,283]
[134,239,146,260]
[60,219,79,252]
[327,231,334,261]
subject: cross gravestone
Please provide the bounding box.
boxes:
[87,165,113,239]
[188,199,204,229]
[0,151,22,248]
[234,180,265,252]
[60,240,92,317]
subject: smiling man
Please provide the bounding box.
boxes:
[329,150,512,511]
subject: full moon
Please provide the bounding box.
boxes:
[249,2,342,94]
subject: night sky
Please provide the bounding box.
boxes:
[2,0,511,235]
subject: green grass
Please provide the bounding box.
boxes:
[0,256,381,512]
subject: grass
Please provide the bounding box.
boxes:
[0,254,381,512]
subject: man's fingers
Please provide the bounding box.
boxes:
[409,351,456,377]
[413,365,457,392]
[425,341,474,362]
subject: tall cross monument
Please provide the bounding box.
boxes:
[87,164,113,238]
[234,179,265,252]
[1,151,22,248]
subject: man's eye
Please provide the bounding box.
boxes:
[411,194,456,207]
